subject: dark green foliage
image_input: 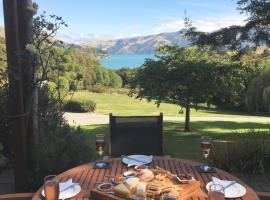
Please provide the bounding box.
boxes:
[212,130,270,174]
[116,67,138,86]
[64,100,96,113]
[108,70,122,88]
[0,70,10,166]
[89,84,107,93]
[184,0,270,56]
[246,68,270,112]
[28,85,95,190]
[132,45,242,131]
[67,50,122,90]
[0,143,8,168]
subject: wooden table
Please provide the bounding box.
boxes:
[32,156,259,200]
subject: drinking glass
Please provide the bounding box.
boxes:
[208,184,225,200]
[44,175,59,200]
[95,134,105,159]
[200,136,212,172]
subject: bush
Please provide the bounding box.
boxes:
[108,70,122,88]
[89,84,107,93]
[27,85,96,190]
[0,143,8,168]
[64,100,96,113]
[0,74,11,167]
[212,130,270,174]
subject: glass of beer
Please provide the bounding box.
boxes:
[96,134,105,159]
[200,136,212,172]
[208,184,225,200]
[44,175,59,200]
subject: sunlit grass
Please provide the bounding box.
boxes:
[81,121,270,161]
[69,91,267,118]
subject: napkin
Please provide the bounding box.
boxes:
[211,177,235,189]
[124,155,153,167]
[210,177,246,198]
[59,179,81,199]
[42,178,81,199]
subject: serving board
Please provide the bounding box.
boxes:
[91,181,200,200]
[178,181,201,199]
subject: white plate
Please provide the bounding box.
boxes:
[206,181,246,198]
[122,155,153,167]
[42,179,81,200]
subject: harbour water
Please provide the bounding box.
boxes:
[100,54,155,69]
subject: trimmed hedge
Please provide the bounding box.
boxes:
[64,100,96,113]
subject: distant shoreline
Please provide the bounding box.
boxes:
[99,54,155,69]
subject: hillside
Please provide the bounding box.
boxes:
[58,42,109,58]
[87,30,189,55]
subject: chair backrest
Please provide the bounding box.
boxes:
[109,113,163,157]
[0,193,33,200]
[257,192,270,200]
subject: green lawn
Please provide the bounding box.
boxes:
[82,121,270,162]
[69,91,268,118]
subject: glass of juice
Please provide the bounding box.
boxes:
[96,134,105,159]
[200,136,212,172]
[44,175,59,200]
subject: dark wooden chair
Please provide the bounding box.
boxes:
[0,193,33,200]
[257,192,270,200]
[109,113,163,157]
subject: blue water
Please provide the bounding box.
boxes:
[100,54,155,69]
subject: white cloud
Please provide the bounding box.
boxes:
[153,15,246,34]
[130,33,139,37]
[57,31,120,44]
[125,23,142,30]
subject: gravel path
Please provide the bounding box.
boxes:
[64,112,270,126]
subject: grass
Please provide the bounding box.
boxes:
[69,91,269,118]
[82,120,270,162]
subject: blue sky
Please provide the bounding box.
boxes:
[0,0,247,44]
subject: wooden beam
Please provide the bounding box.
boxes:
[3,0,30,192]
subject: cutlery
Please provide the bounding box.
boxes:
[211,177,237,191]
[223,181,237,190]
[60,183,79,193]
[121,155,148,164]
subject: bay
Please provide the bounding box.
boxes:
[99,54,155,69]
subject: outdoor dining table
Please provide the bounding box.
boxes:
[32,156,259,200]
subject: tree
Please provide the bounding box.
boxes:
[246,68,270,112]
[108,70,122,88]
[116,67,137,86]
[184,0,270,57]
[132,45,223,131]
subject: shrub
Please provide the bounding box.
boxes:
[0,74,11,167]
[27,85,96,190]
[108,70,122,88]
[0,143,8,168]
[64,100,96,113]
[246,68,270,112]
[89,84,106,93]
[212,130,270,174]
[58,77,69,94]
[28,122,95,190]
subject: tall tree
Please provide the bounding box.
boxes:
[132,45,227,131]
[184,0,270,57]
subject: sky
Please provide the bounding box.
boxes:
[0,0,248,44]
